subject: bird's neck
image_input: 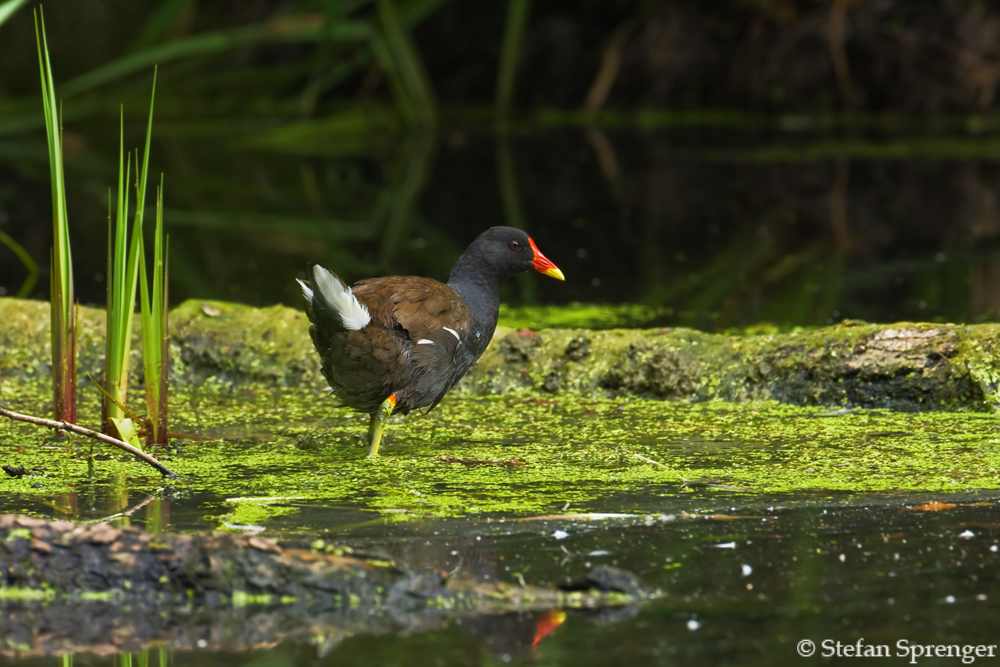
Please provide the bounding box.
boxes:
[448,260,502,352]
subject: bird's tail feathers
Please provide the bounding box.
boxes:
[305,264,371,331]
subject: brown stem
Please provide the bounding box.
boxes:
[583,21,635,114]
[828,0,855,109]
[90,494,157,524]
[585,127,626,203]
[829,157,852,253]
[0,407,178,477]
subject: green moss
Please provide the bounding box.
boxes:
[498,303,670,330]
[0,586,54,601]
[5,384,1000,523]
[6,297,1000,525]
[77,591,116,601]
[232,590,274,607]
[219,499,299,529]
[5,297,1000,414]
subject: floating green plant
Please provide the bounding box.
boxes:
[35,7,76,424]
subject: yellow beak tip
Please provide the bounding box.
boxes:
[544,267,566,281]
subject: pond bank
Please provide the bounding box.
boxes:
[3,297,1000,412]
[0,513,647,656]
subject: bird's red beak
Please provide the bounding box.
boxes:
[529,238,565,281]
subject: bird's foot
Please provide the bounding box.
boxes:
[367,394,397,458]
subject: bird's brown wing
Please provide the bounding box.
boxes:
[354,277,470,338]
[352,277,473,411]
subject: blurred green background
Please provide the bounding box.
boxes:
[4,0,1000,331]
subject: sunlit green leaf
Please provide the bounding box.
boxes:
[0,0,28,29]
[109,417,142,450]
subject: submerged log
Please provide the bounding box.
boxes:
[2,297,1000,411]
[0,515,648,656]
[0,514,641,607]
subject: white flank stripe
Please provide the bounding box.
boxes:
[296,278,314,302]
[417,339,434,345]
[443,326,461,341]
[313,266,371,330]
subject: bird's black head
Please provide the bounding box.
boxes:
[455,226,565,282]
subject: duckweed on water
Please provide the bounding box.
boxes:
[3,384,1000,524]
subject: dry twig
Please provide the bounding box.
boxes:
[0,407,177,477]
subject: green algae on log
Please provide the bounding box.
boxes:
[3,296,1000,411]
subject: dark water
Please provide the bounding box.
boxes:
[1,389,998,664]
[5,125,1000,331]
[2,487,998,666]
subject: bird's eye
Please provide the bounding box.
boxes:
[509,241,521,250]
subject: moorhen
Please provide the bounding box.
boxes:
[298,226,564,457]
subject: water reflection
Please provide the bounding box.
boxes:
[6,125,1000,330]
[1,493,998,665]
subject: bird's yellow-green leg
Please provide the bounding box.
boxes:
[367,393,397,458]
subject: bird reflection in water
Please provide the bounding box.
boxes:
[386,535,568,662]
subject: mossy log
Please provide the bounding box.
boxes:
[0,514,646,656]
[2,297,1000,411]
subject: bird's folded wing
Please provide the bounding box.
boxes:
[354,276,471,344]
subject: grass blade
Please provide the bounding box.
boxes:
[135,68,158,235]
[60,17,370,98]
[35,7,75,423]
[158,236,169,446]
[0,0,28,28]
[105,111,131,433]
[109,417,142,450]
[496,0,531,125]
[375,0,436,127]
[129,0,194,53]
[139,179,168,445]
[496,136,536,303]
[0,230,39,296]
[105,70,157,439]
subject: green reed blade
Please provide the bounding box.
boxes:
[0,230,39,296]
[135,68,157,235]
[139,173,167,445]
[105,70,157,438]
[103,189,112,429]
[129,0,192,53]
[139,244,157,444]
[158,235,169,444]
[106,118,131,431]
[496,0,531,124]
[60,19,370,98]
[35,7,75,423]
[109,417,142,450]
[0,0,28,28]
[375,0,436,126]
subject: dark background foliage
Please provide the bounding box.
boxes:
[3,0,1000,330]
